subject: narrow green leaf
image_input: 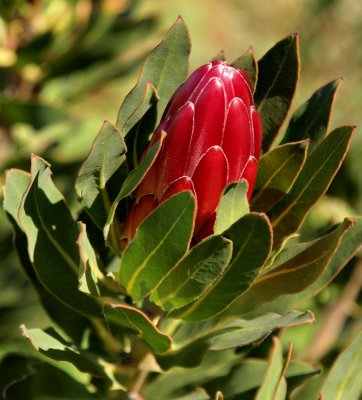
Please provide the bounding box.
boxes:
[150,235,233,311]
[157,311,314,369]
[214,180,249,234]
[170,213,272,321]
[78,222,123,297]
[117,16,191,129]
[230,218,352,315]
[208,313,311,352]
[20,325,125,390]
[281,79,343,152]
[320,329,362,400]
[18,155,101,318]
[252,140,308,212]
[253,216,362,315]
[119,191,195,302]
[255,337,287,400]
[75,120,126,229]
[104,133,165,241]
[255,33,300,151]
[270,125,355,248]
[232,47,258,90]
[103,303,172,354]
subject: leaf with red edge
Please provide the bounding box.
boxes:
[252,140,309,212]
[255,33,300,151]
[117,16,191,129]
[170,213,272,321]
[103,303,172,354]
[232,47,258,91]
[228,218,353,316]
[281,78,343,153]
[269,125,354,248]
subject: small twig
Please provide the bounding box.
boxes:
[305,259,362,363]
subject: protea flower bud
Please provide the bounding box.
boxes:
[122,60,262,245]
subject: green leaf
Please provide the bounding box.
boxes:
[123,82,159,167]
[170,213,272,321]
[252,140,308,212]
[255,337,289,400]
[3,169,91,343]
[20,325,125,390]
[214,180,249,234]
[253,216,362,315]
[18,155,101,318]
[157,311,314,369]
[229,218,352,315]
[232,47,258,91]
[281,79,343,152]
[150,235,233,311]
[204,358,319,398]
[104,133,165,242]
[3,169,31,225]
[211,49,226,61]
[119,191,195,302]
[320,329,362,400]
[144,352,239,399]
[255,33,300,151]
[78,222,123,297]
[75,120,126,230]
[270,125,355,248]
[116,16,191,129]
[103,303,172,354]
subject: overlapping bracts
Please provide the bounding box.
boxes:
[122,61,262,244]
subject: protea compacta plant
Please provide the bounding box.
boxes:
[3,16,362,400]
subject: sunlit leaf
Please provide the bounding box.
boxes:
[229,218,352,315]
[320,329,362,400]
[104,133,165,242]
[158,311,314,369]
[18,155,101,318]
[252,140,308,212]
[150,235,233,311]
[171,213,272,321]
[232,47,258,90]
[270,125,354,248]
[214,180,249,234]
[103,303,172,354]
[255,338,292,400]
[75,120,126,230]
[20,325,125,390]
[117,16,191,129]
[119,192,195,302]
[78,222,122,297]
[253,216,362,315]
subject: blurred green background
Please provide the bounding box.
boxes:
[0,0,361,392]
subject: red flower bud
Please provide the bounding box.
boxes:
[122,61,262,245]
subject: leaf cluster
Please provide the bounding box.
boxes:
[2,16,361,400]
